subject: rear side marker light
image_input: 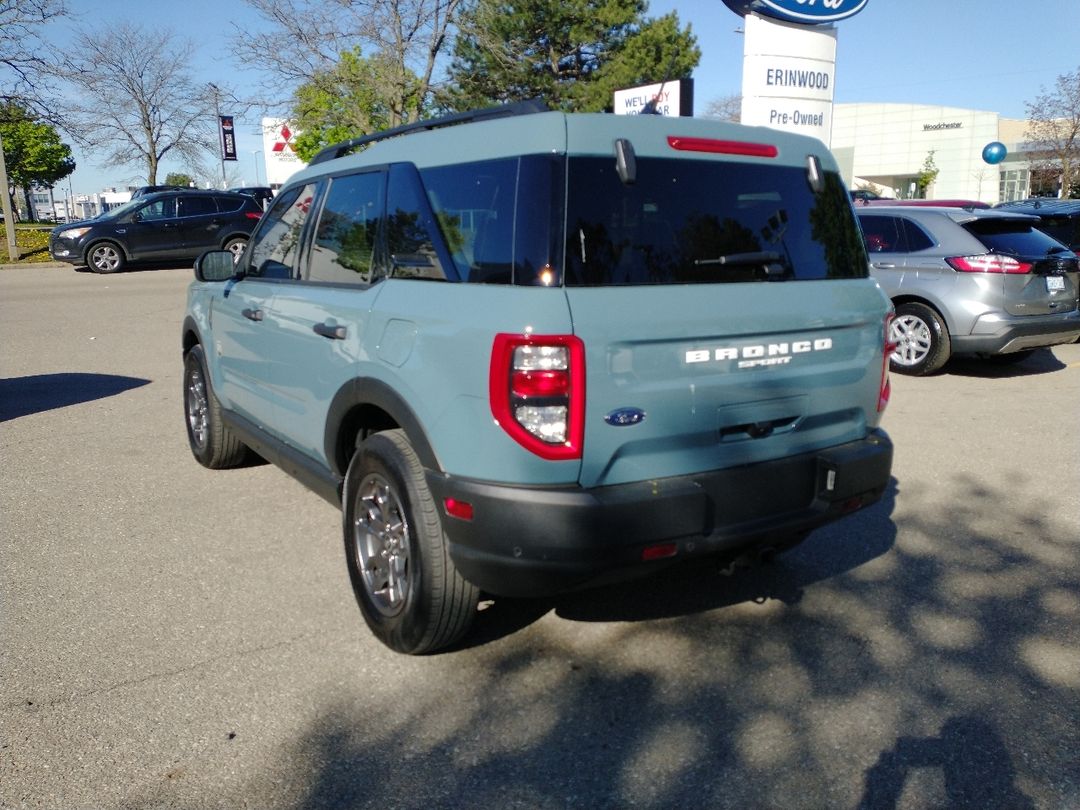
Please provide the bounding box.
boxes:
[642,543,678,561]
[245,212,263,220]
[879,312,895,413]
[490,334,585,461]
[667,136,778,158]
[946,255,1032,274]
[444,498,474,521]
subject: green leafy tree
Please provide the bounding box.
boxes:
[290,49,423,163]
[0,102,74,222]
[446,0,699,112]
[916,150,939,198]
[165,172,195,188]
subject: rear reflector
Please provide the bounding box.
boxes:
[667,136,778,158]
[946,255,1032,274]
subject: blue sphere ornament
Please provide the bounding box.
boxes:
[982,142,1007,165]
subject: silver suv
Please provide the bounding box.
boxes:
[857,207,1080,374]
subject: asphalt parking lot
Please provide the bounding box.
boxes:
[2,264,1079,809]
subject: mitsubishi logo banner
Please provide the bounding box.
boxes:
[219,115,238,161]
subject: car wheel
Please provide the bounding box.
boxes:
[343,429,479,654]
[183,345,248,468]
[223,237,247,263]
[88,242,124,273]
[889,302,951,376]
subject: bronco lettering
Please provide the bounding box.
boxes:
[685,337,833,364]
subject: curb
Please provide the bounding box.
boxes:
[1,262,69,270]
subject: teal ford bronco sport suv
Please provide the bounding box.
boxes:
[182,103,894,654]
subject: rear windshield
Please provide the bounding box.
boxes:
[564,157,867,286]
[963,219,1073,257]
[420,154,866,286]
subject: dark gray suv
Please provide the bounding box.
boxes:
[49,189,263,273]
[858,206,1080,374]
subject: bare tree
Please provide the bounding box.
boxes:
[1025,66,1080,198]
[59,24,235,185]
[0,0,67,117]
[233,0,464,125]
[703,93,741,123]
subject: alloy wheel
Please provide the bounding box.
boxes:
[890,314,932,367]
[185,365,209,450]
[353,473,410,617]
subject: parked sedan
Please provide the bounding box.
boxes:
[858,206,1080,374]
[49,190,263,273]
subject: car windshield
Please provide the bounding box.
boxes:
[101,198,146,219]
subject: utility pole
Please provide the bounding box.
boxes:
[208,83,227,189]
[0,133,19,261]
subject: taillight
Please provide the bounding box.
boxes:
[946,255,1032,274]
[490,334,585,460]
[667,136,778,158]
[879,312,895,413]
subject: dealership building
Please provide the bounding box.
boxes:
[831,103,1041,204]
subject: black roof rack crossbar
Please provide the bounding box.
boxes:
[308,99,551,165]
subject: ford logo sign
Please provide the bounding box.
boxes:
[605,408,646,427]
[720,0,869,25]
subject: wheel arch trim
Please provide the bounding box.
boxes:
[325,378,441,478]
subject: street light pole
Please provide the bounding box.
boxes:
[252,150,263,186]
[208,82,227,189]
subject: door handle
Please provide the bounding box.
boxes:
[313,323,347,340]
[872,262,896,269]
[242,308,263,322]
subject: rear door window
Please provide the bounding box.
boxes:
[179,196,216,217]
[308,170,385,284]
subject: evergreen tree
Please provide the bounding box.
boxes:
[446,0,699,113]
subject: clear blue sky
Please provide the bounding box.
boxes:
[56,0,1080,195]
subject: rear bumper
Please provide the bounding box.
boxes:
[427,430,893,598]
[953,309,1080,355]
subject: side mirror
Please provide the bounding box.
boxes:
[194,250,238,282]
[131,212,143,223]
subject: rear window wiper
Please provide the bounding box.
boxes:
[693,250,790,278]
[694,250,783,266]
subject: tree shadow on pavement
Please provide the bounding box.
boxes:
[0,372,150,421]
[260,471,1077,810]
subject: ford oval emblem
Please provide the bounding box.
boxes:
[605,408,646,427]
[720,0,869,24]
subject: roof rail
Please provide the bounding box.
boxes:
[308,99,551,166]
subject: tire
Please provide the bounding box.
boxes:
[889,302,951,376]
[343,429,479,654]
[87,241,124,273]
[223,237,247,263]
[183,345,248,468]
